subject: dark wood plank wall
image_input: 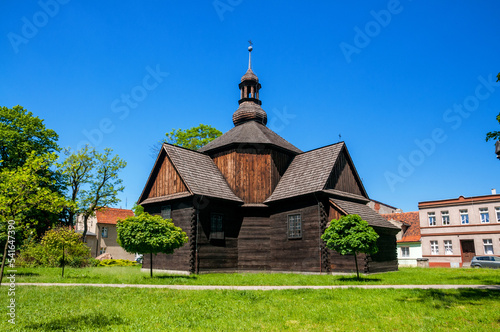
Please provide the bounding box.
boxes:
[212,148,292,204]
[328,204,344,222]
[269,203,322,272]
[196,202,241,272]
[270,150,293,192]
[238,216,271,270]
[147,154,189,198]
[328,251,368,272]
[142,201,194,272]
[325,150,363,196]
[327,201,398,273]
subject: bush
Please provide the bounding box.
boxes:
[98,259,138,267]
[17,228,94,267]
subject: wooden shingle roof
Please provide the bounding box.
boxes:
[330,198,400,230]
[198,121,302,154]
[163,144,243,203]
[264,143,343,203]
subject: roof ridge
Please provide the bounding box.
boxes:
[297,141,345,155]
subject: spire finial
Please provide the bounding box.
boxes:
[248,40,253,69]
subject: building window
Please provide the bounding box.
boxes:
[428,212,436,226]
[430,241,439,255]
[483,239,494,254]
[401,247,410,258]
[288,214,302,239]
[479,208,489,223]
[210,213,224,240]
[101,226,108,238]
[444,240,453,255]
[460,210,469,224]
[161,205,171,219]
[495,207,500,222]
[441,211,450,225]
[99,247,106,255]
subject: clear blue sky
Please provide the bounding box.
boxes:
[1,1,499,212]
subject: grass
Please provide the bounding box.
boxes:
[1,286,499,331]
[2,266,500,285]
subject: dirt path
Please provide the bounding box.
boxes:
[6,283,500,290]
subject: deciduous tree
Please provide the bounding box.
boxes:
[0,105,59,170]
[0,153,68,285]
[58,146,95,226]
[78,148,126,242]
[321,214,379,280]
[151,124,222,156]
[116,213,188,277]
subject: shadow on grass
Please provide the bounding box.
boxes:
[12,272,40,277]
[397,289,500,308]
[449,275,500,285]
[149,274,198,280]
[25,312,124,331]
[337,276,382,282]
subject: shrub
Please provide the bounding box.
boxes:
[98,259,138,267]
[17,228,94,267]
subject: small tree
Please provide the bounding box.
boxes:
[116,213,188,277]
[321,214,379,281]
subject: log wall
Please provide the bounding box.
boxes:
[325,150,364,196]
[142,201,194,272]
[146,153,189,199]
[212,148,292,204]
[268,200,322,272]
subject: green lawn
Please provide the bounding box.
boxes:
[1,286,498,331]
[3,266,500,285]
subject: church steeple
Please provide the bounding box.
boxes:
[232,44,267,126]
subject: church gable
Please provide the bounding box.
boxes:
[324,146,367,198]
[143,149,189,200]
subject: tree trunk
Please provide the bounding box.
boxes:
[354,252,360,281]
[0,239,8,287]
[82,213,89,243]
[150,252,153,278]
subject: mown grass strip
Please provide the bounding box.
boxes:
[3,266,500,286]
[1,286,498,331]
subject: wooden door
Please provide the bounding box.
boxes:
[460,240,475,263]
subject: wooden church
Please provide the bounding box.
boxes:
[137,46,399,274]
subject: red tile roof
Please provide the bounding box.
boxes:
[381,211,421,243]
[96,208,134,225]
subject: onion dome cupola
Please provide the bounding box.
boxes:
[232,45,268,126]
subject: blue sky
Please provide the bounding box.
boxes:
[1,1,499,212]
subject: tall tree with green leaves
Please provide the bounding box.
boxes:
[0,105,60,170]
[79,148,126,241]
[485,73,500,147]
[0,105,64,235]
[116,213,188,277]
[0,153,69,286]
[165,124,222,150]
[321,214,379,281]
[58,146,95,226]
[151,124,222,156]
